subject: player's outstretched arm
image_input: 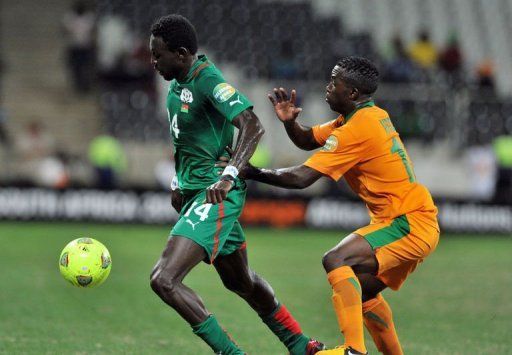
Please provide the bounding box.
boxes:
[206,109,264,204]
[243,164,323,189]
[269,88,321,151]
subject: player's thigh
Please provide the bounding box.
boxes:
[323,233,378,274]
[152,236,206,281]
[213,222,252,286]
[214,246,253,291]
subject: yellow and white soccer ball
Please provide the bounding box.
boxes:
[59,238,112,288]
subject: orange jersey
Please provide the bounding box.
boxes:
[304,100,437,223]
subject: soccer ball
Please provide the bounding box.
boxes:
[59,238,112,288]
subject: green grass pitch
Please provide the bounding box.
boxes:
[0,221,510,354]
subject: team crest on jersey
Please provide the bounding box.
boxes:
[213,83,236,103]
[322,135,338,152]
[180,88,193,103]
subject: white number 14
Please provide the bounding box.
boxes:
[184,201,212,221]
[169,112,180,139]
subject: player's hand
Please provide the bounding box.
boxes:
[215,147,233,175]
[206,179,233,204]
[215,155,231,170]
[171,189,184,213]
[268,88,302,123]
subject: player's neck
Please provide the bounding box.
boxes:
[177,55,198,82]
[340,96,373,117]
[355,96,373,107]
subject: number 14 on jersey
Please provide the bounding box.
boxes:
[169,111,180,139]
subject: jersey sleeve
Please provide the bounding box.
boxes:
[311,116,343,145]
[304,126,367,181]
[198,73,253,121]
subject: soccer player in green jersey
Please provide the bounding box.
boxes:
[148,15,324,355]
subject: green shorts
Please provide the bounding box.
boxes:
[170,187,247,263]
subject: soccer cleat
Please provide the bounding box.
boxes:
[316,345,367,355]
[305,338,326,354]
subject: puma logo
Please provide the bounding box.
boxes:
[186,219,199,230]
[229,95,243,106]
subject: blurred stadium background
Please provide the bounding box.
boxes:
[0,0,511,354]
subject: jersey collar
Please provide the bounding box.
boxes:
[344,99,375,123]
[178,55,209,84]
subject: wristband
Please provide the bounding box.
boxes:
[220,175,236,184]
[171,175,179,191]
[222,165,239,179]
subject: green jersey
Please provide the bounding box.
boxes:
[166,55,253,194]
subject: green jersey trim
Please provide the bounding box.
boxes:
[179,55,210,83]
[344,99,375,123]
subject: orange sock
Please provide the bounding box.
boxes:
[362,294,403,355]
[327,266,366,354]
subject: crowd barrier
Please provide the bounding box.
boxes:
[0,188,511,234]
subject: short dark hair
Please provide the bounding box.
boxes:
[336,56,379,95]
[151,14,198,54]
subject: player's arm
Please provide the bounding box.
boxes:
[243,164,323,189]
[229,109,265,171]
[206,109,264,204]
[269,88,321,151]
[170,175,184,213]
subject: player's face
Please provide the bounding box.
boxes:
[150,35,182,81]
[325,66,356,114]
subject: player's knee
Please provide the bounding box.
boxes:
[150,272,179,300]
[149,265,159,280]
[322,249,349,272]
[149,271,163,294]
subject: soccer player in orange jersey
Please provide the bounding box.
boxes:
[236,57,440,354]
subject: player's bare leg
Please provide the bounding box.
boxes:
[213,247,276,313]
[150,236,244,354]
[214,248,325,355]
[318,234,402,355]
[150,236,209,323]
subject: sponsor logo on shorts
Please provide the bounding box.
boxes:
[213,83,236,103]
[186,219,200,230]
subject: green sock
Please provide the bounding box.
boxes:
[260,303,310,355]
[192,315,244,355]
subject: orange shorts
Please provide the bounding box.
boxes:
[355,210,440,290]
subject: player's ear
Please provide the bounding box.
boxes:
[177,47,189,59]
[350,87,359,100]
